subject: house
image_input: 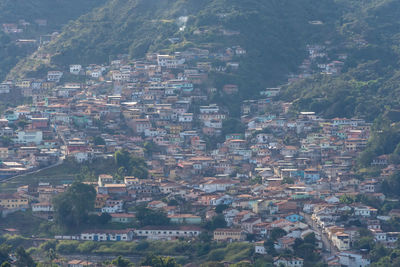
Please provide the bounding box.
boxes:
[0,194,29,210]
[129,118,151,134]
[273,256,304,267]
[241,217,262,233]
[101,199,124,213]
[47,71,63,82]
[199,179,237,193]
[213,228,246,241]
[285,213,304,223]
[98,174,114,187]
[71,151,92,163]
[255,241,267,254]
[110,213,135,223]
[276,236,296,250]
[0,147,8,160]
[16,130,43,145]
[331,232,350,251]
[354,205,376,217]
[32,202,53,212]
[135,226,201,240]
[338,252,370,267]
[148,200,168,210]
[223,208,240,226]
[157,55,185,68]
[325,196,340,204]
[80,229,134,241]
[69,65,82,75]
[168,214,202,224]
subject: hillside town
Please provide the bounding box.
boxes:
[0,42,394,267]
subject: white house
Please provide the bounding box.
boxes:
[157,55,185,68]
[80,229,134,242]
[199,179,236,193]
[90,70,102,78]
[134,226,201,240]
[47,71,63,82]
[0,83,11,94]
[101,199,124,213]
[339,252,370,267]
[16,130,43,145]
[274,256,304,267]
[178,113,193,123]
[71,151,91,163]
[255,242,267,254]
[325,196,340,204]
[69,65,82,75]
[32,202,53,212]
[354,206,376,217]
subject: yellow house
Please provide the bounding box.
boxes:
[42,81,56,90]
[15,80,31,88]
[95,194,109,210]
[169,125,183,135]
[122,109,141,120]
[0,147,8,160]
[213,228,246,241]
[332,232,350,251]
[0,194,29,209]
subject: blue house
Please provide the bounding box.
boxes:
[285,213,304,222]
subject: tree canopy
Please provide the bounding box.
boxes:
[52,182,96,231]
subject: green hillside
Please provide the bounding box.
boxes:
[0,0,106,28]
[278,0,400,167]
[282,0,400,122]
[32,0,340,97]
[0,0,106,81]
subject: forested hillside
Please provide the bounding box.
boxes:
[282,0,400,121]
[0,0,106,80]
[0,0,106,27]
[4,0,400,109]
[34,0,340,98]
[278,0,400,167]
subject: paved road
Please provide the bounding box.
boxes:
[301,212,338,256]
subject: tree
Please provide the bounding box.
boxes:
[270,228,286,241]
[115,150,131,170]
[88,212,111,226]
[47,249,57,265]
[0,245,10,265]
[204,214,227,231]
[303,232,317,246]
[15,247,36,267]
[75,166,96,182]
[263,240,277,256]
[114,150,148,179]
[1,262,11,267]
[17,119,29,129]
[111,256,133,267]
[141,255,181,267]
[53,182,96,230]
[135,207,170,226]
[129,156,148,179]
[339,195,354,204]
[144,141,161,157]
[215,204,229,214]
[93,136,106,146]
[222,118,245,136]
